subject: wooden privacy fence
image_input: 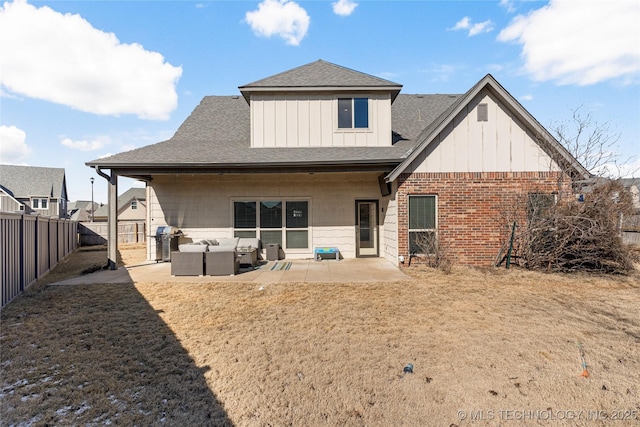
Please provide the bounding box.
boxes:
[1,213,77,308]
[79,221,146,246]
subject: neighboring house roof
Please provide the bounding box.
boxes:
[620,178,640,190]
[0,187,24,209]
[239,59,403,102]
[0,164,68,199]
[68,200,99,221]
[93,187,145,218]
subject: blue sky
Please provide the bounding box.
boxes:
[1,0,638,204]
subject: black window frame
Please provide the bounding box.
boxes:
[408,195,437,255]
[337,97,369,129]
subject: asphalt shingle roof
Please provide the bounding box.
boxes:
[0,165,67,199]
[240,59,402,89]
[86,93,461,168]
[93,187,145,217]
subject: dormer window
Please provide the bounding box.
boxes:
[131,200,138,210]
[338,97,369,128]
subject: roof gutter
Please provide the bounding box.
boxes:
[93,166,111,182]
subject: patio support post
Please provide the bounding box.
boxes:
[107,172,118,270]
[93,167,118,270]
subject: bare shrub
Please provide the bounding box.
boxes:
[412,232,454,274]
[514,180,637,274]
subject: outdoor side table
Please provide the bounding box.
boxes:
[237,247,258,266]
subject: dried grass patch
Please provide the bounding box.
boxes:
[2,246,639,426]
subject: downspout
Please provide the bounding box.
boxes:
[93,166,118,270]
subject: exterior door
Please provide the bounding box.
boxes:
[356,200,378,257]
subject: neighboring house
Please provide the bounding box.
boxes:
[92,187,146,222]
[0,165,69,218]
[87,60,588,266]
[620,178,640,211]
[620,178,640,245]
[68,200,101,222]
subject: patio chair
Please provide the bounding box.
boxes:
[205,246,239,276]
[171,252,204,276]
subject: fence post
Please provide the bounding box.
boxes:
[19,214,24,292]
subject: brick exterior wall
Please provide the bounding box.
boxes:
[397,171,571,267]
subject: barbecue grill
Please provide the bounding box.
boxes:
[155,226,182,262]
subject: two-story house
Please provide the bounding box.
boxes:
[87,60,588,267]
[92,187,146,222]
[0,164,69,218]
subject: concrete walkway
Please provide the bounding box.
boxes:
[51,258,412,285]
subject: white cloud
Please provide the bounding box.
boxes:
[0,125,31,163]
[245,0,310,46]
[499,0,516,13]
[0,0,182,120]
[332,0,358,17]
[451,16,494,36]
[452,16,471,31]
[497,0,640,85]
[61,136,111,152]
[520,94,534,101]
[469,20,494,36]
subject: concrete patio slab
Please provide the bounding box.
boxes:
[50,258,412,285]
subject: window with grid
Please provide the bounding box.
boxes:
[31,198,48,210]
[233,200,309,249]
[408,195,436,255]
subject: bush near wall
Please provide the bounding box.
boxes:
[396,172,569,267]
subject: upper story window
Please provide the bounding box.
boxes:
[131,200,138,210]
[338,97,368,129]
[32,198,48,210]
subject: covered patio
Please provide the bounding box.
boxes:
[51,257,412,286]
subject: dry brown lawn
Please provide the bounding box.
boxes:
[1,245,639,426]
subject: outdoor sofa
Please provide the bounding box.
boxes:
[171,237,261,276]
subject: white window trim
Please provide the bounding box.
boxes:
[334,96,372,132]
[31,197,49,210]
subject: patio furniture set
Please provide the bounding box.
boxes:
[170,237,261,276]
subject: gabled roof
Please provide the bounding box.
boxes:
[0,164,68,199]
[67,200,99,221]
[93,187,145,218]
[0,187,24,208]
[239,59,402,102]
[85,94,460,174]
[86,63,588,182]
[386,74,591,182]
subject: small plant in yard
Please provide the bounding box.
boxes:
[412,232,454,274]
